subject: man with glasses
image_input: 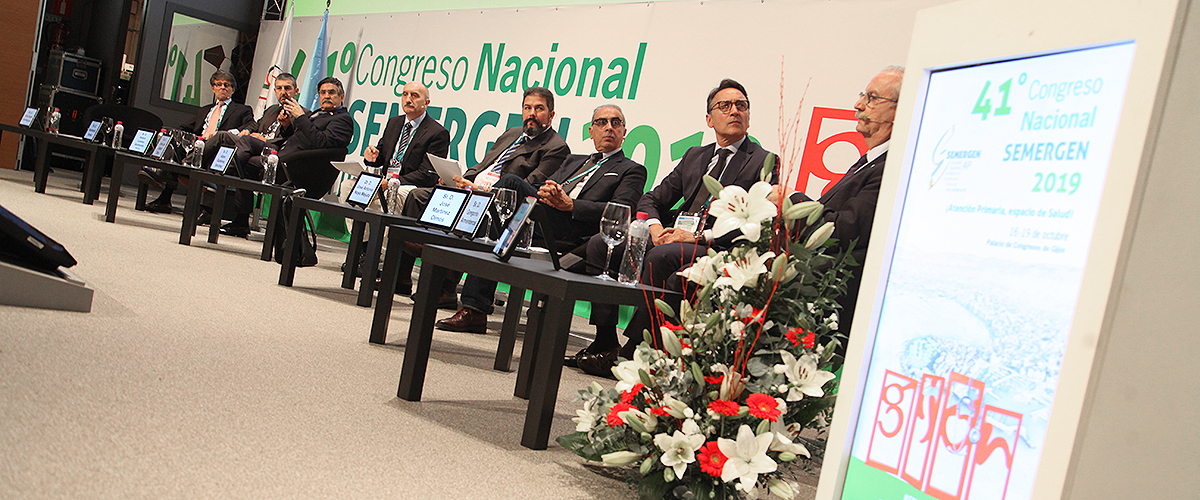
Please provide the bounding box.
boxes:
[394,86,569,301]
[141,70,255,214]
[571,79,778,372]
[436,104,647,333]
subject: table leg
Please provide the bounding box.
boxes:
[180,179,203,244]
[104,155,124,223]
[343,220,366,290]
[521,295,573,450]
[135,182,148,211]
[397,263,450,400]
[277,203,302,286]
[370,228,404,344]
[33,139,49,194]
[494,286,525,372]
[357,222,383,307]
[207,185,227,244]
[81,149,98,204]
[514,293,548,399]
[260,193,282,261]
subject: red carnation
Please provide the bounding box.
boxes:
[785,329,803,347]
[746,393,782,421]
[708,399,740,416]
[704,374,724,385]
[621,383,645,404]
[607,403,634,426]
[741,306,767,325]
[803,331,816,349]
[697,441,727,477]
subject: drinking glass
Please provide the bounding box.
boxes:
[597,202,631,281]
[486,187,517,243]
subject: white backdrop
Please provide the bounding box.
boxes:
[250,0,951,198]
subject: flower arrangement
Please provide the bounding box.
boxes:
[558,169,857,499]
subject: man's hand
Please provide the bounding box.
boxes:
[237,129,250,137]
[282,100,305,121]
[653,226,697,245]
[277,109,293,128]
[768,185,784,204]
[452,175,479,191]
[249,132,265,141]
[364,145,380,162]
[537,179,573,211]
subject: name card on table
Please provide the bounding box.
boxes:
[19,108,37,127]
[128,130,155,154]
[210,146,235,173]
[83,121,102,141]
[150,135,172,160]
[452,191,493,238]
[419,186,470,230]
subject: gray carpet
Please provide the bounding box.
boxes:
[0,167,820,499]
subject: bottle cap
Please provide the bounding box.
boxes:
[116,121,122,124]
[636,212,649,219]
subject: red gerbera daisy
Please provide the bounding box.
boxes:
[746,392,782,421]
[704,374,724,385]
[708,399,740,416]
[621,383,645,404]
[697,441,727,477]
[607,403,634,426]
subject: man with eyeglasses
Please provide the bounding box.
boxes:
[436,104,647,333]
[394,86,569,302]
[571,78,778,373]
[141,70,255,215]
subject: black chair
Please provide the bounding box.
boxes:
[278,147,347,199]
[80,104,163,149]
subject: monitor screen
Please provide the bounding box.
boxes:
[418,186,470,229]
[842,41,1135,500]
[83,121,102,141]
[128,130,155,154]
[209,146,235,173]
[19,108,37,127]
[150,135,172,159]
[346,172,383,207]
[452,191,493,237]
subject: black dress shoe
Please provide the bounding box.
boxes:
[435,307,487,334]
[578,348,619,378]
[138,167,166,189]
[220,223,251,238]
[144,199,173,214]
[563,347,591,368]
[196,210,212,227]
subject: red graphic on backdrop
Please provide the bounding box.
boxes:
[796,107,867,196]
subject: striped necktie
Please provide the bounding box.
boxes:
[392,121,414,167]
[487,134,531,173]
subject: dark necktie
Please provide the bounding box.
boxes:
[846,154,869,175]
[487,134,531,173]
[392,121,414,166]
[686,148,732,213]
[558,153,602,195]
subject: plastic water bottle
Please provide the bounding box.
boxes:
[112,121,124,148]
[386,173,401,214]
[48,108,61,134]
[618,212,650,285]
[263,150,278,184]
[191,139,205,168]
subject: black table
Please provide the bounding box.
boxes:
[370,223,530,372]
[277,197,418,307]
[393,244,680,450]
[0,123,115,204]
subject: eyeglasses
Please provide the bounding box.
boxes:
[858,92,898,106]
[591,117,624,128]
[212,82,234,88]
[709,99,750,114]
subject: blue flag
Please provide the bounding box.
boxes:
[300,9,329,111]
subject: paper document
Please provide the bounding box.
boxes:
[332,161,370,177]
[427,154,465,185]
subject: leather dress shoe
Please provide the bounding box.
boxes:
[577,348,619,378]
[220,222,251,238]
[196,210,213,227]
[144,198,173,214]
[435,307,487,334]
[138,167,166,189]
[563,347,590,369]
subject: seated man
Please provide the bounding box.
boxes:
[395,86,569,298]
[571,79,779,372]
[339,82,450,212]
[435,104,647,333]
[140,69,255,214]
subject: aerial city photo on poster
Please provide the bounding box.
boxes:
[842,41,1136,500]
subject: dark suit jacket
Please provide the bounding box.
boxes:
[465,126,569,186]
[544,150,646,245]
[639,138,777,229]
[181,101,256,136]
[364,114,451,187]
[279,106,354,156]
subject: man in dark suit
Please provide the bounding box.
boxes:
[394,86,569,299]
[436,104,647,333]
[141,69,256,214]
[572,78,779,372]
[341,81,450,212]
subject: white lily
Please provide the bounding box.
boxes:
[778,351,836,401]
[714,249,775,291]
[573,398,599,432]
[661,326,683,357]
[718,424,777,491]
[768,418,810,457]
[681,418,702,436]
[601,450,642,466]
[619,407,658,433]
[654,430,705,479]
[768,478,797,499]
[709,181,778,242]
[678,253,722,285]
[612,350,653,392]
[804,221,835,248]
[712,363,745,401]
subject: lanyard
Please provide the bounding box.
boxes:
[563,154,611,186]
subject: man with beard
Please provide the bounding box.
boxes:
[435,104,646,333]
[395,86,569,299]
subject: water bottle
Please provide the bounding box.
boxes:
[112,121,124,148]
[48,108,61,134]
[618,212,650,285]
[386,173,401,214]
[263,150,278,184]
[192,139,205,168]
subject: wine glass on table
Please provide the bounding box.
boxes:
[485,187,517,243]
[597,202,631,281]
